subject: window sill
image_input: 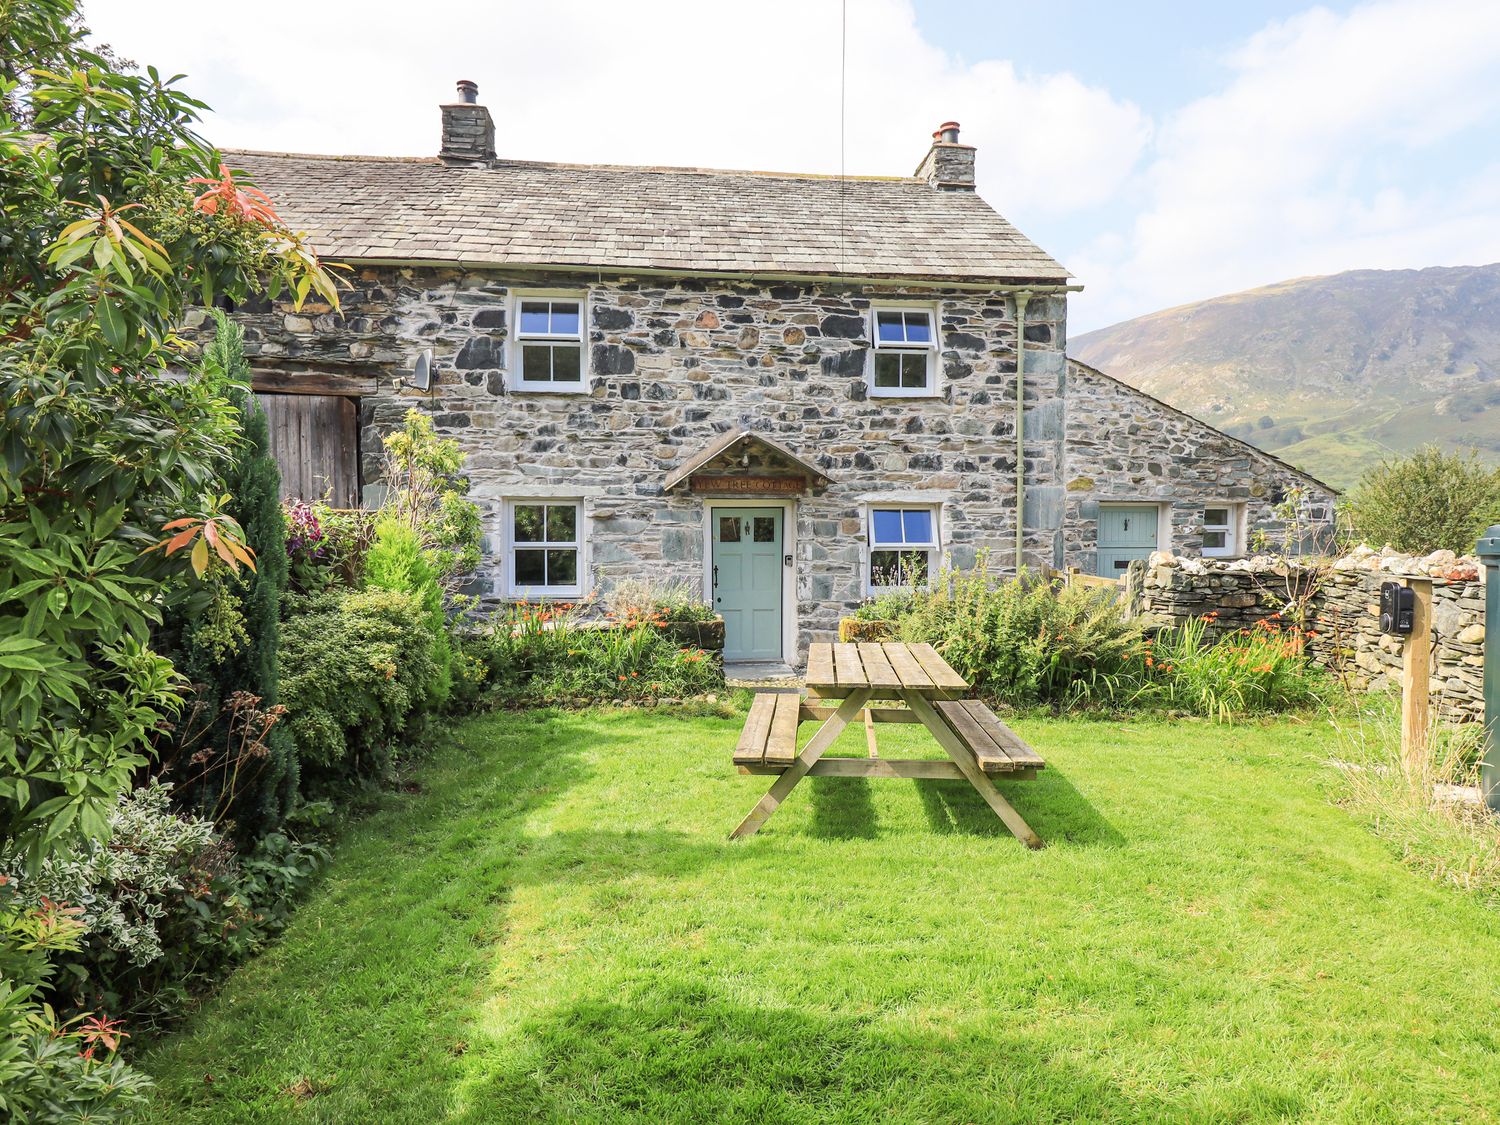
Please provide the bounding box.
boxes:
[509,382,590,395]
[506,588,584,600]
[869,388,940,400]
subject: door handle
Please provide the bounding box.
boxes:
[712,565,718,587]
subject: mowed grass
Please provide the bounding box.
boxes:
[141,706,1500,1123]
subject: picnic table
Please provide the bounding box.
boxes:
[731,642,1044,847]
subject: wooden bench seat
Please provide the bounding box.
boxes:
[732,692,800,767]
[933,699,1046,775]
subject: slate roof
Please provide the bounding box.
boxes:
[224,150,1071,284]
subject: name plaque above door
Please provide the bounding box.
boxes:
[688,475,805,495]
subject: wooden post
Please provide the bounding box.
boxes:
[1400,578,1433,774]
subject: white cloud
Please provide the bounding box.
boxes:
[1072,0,1500,330]
[82,0,1147,221]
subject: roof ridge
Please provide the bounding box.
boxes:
[221,147,916,184]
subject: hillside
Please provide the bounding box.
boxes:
[1070,263,1500,488]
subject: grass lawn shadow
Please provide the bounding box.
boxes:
[805,775,879,839]
[447,986,1223,1124]
[915,767,1124,847]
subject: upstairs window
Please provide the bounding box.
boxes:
[513,297,585,390]
[869,306,938,397]
[507,500,583,596]
[868,505,939,590]
[1202,505,1239,558]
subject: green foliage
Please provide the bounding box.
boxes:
[165,311,298,841]
[892,558,1146,708]
[603,579,718,625]
[0,0,340,868]
[1344,445,1500,554]
[284,501,376,593]
[0,881,152,1120]
[471,602,723,706]
[1139,614,1326,721]
[2,782,329,1027]
[279,588,440,783]
[365,516,452,709]
[377,410,481,588]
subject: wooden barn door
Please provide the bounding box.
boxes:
[255,393,361,508]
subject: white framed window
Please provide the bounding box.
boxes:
[505,499,584,596]
[1202,504,1240,558]
[868,305,939,397]
[511,295,586,391]
[867,505,939,591]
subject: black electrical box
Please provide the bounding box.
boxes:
[1379,581,1414,635]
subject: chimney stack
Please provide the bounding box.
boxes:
[915,121,974,190]
[440,79,495,164]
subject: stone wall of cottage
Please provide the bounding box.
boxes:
[205,266,1071,651]
[1134,550,1486,724]
[1058,361,1337,573]
[202,267,1332,658]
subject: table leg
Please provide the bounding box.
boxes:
[863,709,879,758]
[902,692,1043,849]
[731,689,871,839]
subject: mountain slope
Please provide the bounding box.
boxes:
[1070,263,1500,488]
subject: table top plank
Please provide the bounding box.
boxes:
[880,643,934,691]
[765,692,802,765]
[805,644,836,689]
[734,692,777,763]
[909,643,968,691]
[855,643,903,689]
[832,642,867,688]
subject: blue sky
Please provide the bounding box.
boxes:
[88,0,1500,332]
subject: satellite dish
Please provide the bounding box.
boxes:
[409,349,433,391]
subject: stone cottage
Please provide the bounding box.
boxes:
[214,81,1334,664]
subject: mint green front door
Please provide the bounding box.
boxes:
[712,507,783,661]
[1096,504,1160,577]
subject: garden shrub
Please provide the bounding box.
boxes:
[1140,613,1326,721]
[165,311,298,841]
[279,588,439,783]
[376,410,482,591]
[284,501,377,593]
[365,515,453,709]
[2,782,329,1025]
[476,601,722,706]
[0,889,152,1121]
[1344,445,1500,555]
[893,559,1146,707]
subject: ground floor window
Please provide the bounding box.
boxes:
[506,499,583,596]
[1202,504,1240,557]
[867,505,938,591]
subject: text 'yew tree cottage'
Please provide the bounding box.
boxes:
[214,81,1333,665]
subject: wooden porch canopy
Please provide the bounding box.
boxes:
[662,428,833,495]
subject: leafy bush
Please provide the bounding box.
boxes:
[1140,613,1326,721]
[851,588,918,623]
[1345,445,1500,555]
[0,782,328,1025]
[376,410,481,590]
[284,501,376,593]
[603,578,717,625]
[0,890,152,1122]
[893,559,1146,707]
[365,516,452,709]
[279,588,439,783]
[475,602,722,705]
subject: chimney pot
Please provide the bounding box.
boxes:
[456,79,478,104]
[936,121,960,144]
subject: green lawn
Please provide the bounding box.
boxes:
[141,706,1500,1123]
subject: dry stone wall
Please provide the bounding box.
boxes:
[1136,549,1486,724]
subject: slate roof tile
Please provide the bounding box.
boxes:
[225,150,1070,284]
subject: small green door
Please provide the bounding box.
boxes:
[1096,504,1159,577]
[712,508,782,661]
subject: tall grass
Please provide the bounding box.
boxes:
[1332,698,1499,900]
